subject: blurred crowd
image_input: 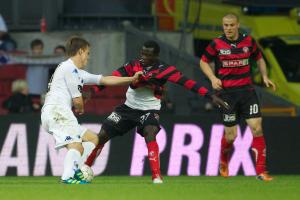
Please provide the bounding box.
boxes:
[0,13,66,114]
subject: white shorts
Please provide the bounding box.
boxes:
[41,105,87,149]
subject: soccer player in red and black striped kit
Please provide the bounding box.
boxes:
[200,13,276,181]
[84,40,229,184]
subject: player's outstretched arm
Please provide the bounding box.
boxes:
[150,65,229,109]
[100,71,143,86]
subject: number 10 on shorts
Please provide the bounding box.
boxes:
[249,104,258,115]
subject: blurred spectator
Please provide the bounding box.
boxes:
[2,79,40,113]
[49,45,66,80]
[0,14,17,51]
[26,39,49,97]
[54,45,66,55]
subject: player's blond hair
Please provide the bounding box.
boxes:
[11,79,28,93]
[223,13,239,22]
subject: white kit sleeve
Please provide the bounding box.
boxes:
[65,69,82,98]
[81,70,103,85]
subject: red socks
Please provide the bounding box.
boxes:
[146,141,161,179]
[220,136,233,164]
[85,144,104,167]
[251,136,266,175]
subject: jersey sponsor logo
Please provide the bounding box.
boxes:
[222,59,249,67]
[223,114,236,122]
[107,112,121,123]
[219,49,231,55]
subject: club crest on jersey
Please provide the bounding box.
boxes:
[243,46,249,53]
[145,66,152,71]
[219,49,231,55]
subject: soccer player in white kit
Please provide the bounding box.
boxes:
[41,36,141,184]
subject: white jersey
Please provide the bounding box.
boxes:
[125,87,161,110]
[43,58,102,110]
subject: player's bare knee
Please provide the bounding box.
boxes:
[251,125,263,137]
[67,142,84,155]
[225,133,237,143]
[224,127,237,142]
[90,135,99,146]
[77,145,84,155]
[143,126,158,143]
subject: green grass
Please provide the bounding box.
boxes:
[0,176,300,200]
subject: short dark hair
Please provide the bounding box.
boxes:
[66,36,90,57]
[143,40,160,55]
[30,39,44,49]
[54,45,66,53]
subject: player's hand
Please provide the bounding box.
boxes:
[74,108,84,115]
[262,76,276,91]
[132,71,144,84]
[211,77,223,90]
[82,90,92,104]
[209,94,230,110]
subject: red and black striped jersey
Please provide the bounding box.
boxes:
[201,33,262,90]
[95,59,209,110]
[115,59,209,97]
[113,60,208,110]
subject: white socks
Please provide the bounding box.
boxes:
[79,142,96,167]
[61,149,81,180]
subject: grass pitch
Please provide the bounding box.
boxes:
[0,176,299,200]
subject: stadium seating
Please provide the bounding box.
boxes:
[83,85,127,115]
[0,64,27,114]
[0,64,27,80]
[0,69,128,115]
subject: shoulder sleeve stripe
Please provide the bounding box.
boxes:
[165,71,182,82]
[156,66,177,79]
[206,44,217,56]
[112,70,122,76]
[184,79,196,89]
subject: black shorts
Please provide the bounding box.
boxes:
[101,104,161,138]
[220,88,261,127]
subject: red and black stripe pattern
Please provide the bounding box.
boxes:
[100,59,209,99]
[201,33,262,90]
